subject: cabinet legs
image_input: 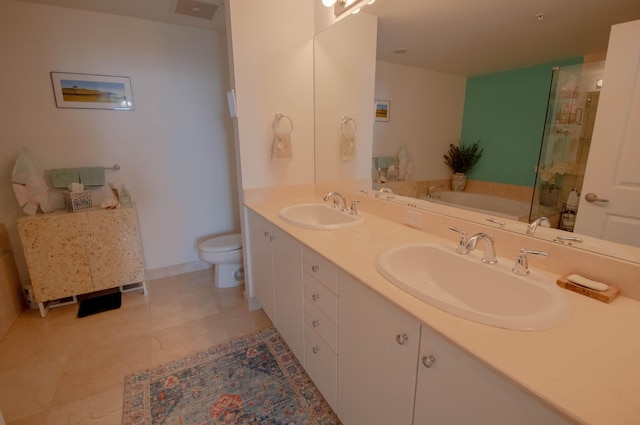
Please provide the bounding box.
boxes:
[37,295,78,318]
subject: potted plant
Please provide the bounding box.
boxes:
[443,140,483,191]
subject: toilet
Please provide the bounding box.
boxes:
[198,234,244,288]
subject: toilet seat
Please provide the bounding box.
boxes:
[199,234,242,253]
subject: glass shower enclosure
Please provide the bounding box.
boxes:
[530,62,603,231]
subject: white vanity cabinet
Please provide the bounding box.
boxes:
[337,272,421,425]
[247,211,276,321]
[246,210,304,362]
[303,246,339,411]
[246,210,570,425]
[414,326,570,425]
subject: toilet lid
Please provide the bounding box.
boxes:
[199,234,242,253]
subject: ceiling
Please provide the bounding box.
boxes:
[364,0,640,76]
[15,0,226,31]
[15,0,640,76]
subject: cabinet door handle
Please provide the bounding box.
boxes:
[311,264,320,272]
[312,320,320,328]
[422,355,436,368]
[312,345,320,354]
[396,333,408,345]
[312,293,321,301]
[269,236,276,242]
[264,231,270,237]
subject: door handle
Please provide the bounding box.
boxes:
[585,193,609,203]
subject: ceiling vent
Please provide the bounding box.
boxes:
[174,0,219,20]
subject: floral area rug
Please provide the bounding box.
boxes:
[122,327,341,425]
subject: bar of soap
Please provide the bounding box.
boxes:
[567,274,609,292]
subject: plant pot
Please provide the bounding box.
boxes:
[539,187,559,206]
[451,173,467,191]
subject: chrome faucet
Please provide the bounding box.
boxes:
[512,248,548,275]
[375,186,394,199]
[465,233,498,264]
[448,226,468,253]
[426,184,443,199]
[323,192,348,211]
[527,216,551,235]
[349,199,361,215]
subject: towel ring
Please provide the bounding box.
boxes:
[273,113,294,134]
[341,116,357,136]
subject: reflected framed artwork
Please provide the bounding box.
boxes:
[50,72,134,110]
[375,99,390,122]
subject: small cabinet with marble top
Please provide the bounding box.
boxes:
[17,204,146,317]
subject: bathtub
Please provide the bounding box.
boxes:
[418,191,531,221]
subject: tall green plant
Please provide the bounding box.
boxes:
[443,140,483,174]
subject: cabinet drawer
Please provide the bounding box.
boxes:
[303,246,338,294]
[304,298,338,353]
[304,322,337,412]
[303,272,338,324]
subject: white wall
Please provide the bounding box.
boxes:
[0,1,238,279]
[373,61,467,181]
[227,0,316,190]
[315,12,378,183]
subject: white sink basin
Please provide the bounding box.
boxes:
[375,243,571,330]
[279,203,364,230]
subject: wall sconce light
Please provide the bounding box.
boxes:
[323,0,376,16]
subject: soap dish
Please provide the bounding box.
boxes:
[556,275,620,303]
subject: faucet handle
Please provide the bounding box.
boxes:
[512,248,548,275]
[350,199,361,215]
[448,226,468,254]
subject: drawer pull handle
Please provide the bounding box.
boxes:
[312,345,320,354]
[422,355,436,368]
[311,264,320,272]
[312,293,321,301]
[396,333,408,345]
[312,320,320,328]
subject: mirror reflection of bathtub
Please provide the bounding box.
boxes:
[418,191,531,222]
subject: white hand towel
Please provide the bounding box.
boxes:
[272,132,293,162]
[340,133,356,160]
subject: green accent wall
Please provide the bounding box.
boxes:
[460,58,583,187]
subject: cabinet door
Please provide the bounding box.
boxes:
[414,325,570,425]
[272,228,304,362]
[337,272,420,425]
[17,214,93,302]
[85,207,145,291]
[246,210,276,321]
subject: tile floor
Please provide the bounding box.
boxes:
[0,269,271,425]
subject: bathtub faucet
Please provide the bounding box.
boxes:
[527,216,551,236]
[375,186,394,199]
[427,184,443,199]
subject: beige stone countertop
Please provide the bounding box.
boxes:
[246,195,640,425]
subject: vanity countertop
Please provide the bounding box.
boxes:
[246,195,640,425]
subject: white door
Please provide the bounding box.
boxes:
[246,210,276,321]
[337,272,420,425]
[574,19,640,247]
[272,229,304,362]
[414,326,569,425]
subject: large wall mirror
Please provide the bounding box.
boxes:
[314,2,640,264]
